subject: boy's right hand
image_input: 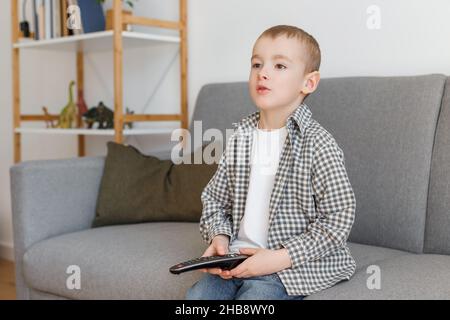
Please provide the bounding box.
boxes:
[199,234,232,279]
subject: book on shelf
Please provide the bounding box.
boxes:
[38,1,45,39]
[30,0,60,40]
[44,0,51,39]
[77,0,105,34]
[66,0,106,35]
[25,0,105,42]
[60,0,69,36]
[53,0,61,38]
[32,0,39,40]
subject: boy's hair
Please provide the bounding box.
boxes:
[257,25,321,74]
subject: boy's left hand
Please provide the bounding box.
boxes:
[220,247,292,279]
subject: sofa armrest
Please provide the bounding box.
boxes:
[10,156,106,248]
[10,144,178,249]
[10,156,105,299]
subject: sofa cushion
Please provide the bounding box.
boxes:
[306,254,450,300]
[92,142,217,227]
[29,288,68,300]
[23,222,208,299]
[346,242,409,272]
[23,221,411,299]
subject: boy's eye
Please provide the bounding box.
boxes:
[251,63,286,70]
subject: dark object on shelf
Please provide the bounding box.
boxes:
[83,102,136,130]
[20,21,30,38]
[20,0,30,38]
[83,101,114,129]
[124,107,134,129]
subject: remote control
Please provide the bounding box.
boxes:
[169,253,249,274]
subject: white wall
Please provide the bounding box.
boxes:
[1,0,450,260]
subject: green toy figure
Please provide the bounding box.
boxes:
[57,81,77,129]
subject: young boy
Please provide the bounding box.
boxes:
[186,25,356,300]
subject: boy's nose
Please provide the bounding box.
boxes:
[258,73,268,80]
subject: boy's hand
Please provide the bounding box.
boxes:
[221,248,292,279]
[199,234,231,279]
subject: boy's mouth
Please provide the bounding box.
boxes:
[256,85,271,94]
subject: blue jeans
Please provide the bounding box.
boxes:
[185,273,305,300]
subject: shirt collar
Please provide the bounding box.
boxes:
[232,103,312,137]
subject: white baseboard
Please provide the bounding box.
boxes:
[0,241,14,262]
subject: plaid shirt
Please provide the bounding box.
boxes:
[199,103,356,296]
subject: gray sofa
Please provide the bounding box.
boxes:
[10,74,450,300]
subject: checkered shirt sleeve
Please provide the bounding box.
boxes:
[281,141,356,269]
[199,144,233,244]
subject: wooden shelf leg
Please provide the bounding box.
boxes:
[12,0,21,163]
[77,51,85,156]
[113,0,124,144]
[180,0,188,148]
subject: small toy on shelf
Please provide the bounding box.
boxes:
[124,107,135,129]
[82,102,136,130]
[77,90,89,119]
[56,81,77,129]
[42,106,57,128]
[83,101,114,129]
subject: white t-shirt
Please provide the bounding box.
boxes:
[229,121,288,253]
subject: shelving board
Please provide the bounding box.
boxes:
[13,31,180,52]
[15,127,176,136]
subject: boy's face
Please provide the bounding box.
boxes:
[249,35,310,111]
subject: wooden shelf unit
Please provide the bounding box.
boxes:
[10,0,188,163]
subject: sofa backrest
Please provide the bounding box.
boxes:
[190,75,449,254]
[424,77,450,255]
[189,82,257,143]
[306,74,447,254]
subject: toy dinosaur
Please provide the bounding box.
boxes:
[77,89,89,118]
[83,102,135,129]
[56,81,77,128]
[42,106,57,128]
[83,101,114,129]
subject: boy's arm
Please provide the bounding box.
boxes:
[199,145,233,245]
[281,141,356,269]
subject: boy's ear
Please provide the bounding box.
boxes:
[301,71,321,95]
